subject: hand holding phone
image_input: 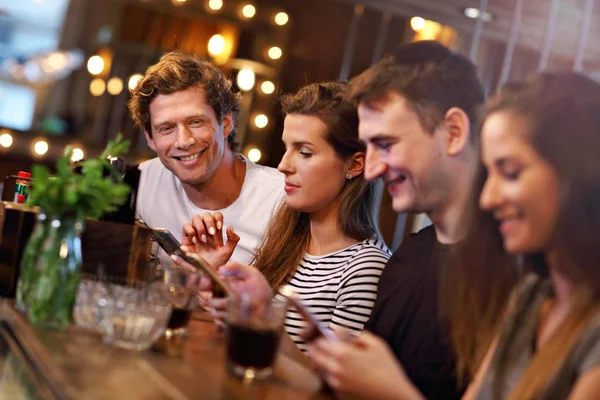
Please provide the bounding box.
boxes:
[278,285,339,343]
[152,228,231,298]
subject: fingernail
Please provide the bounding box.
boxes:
[191,236,197,244]
[201,234,207,243]
[209,227,216,235]
[216,221,222,230]
[170,254,179,261]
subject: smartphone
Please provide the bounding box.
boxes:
[152,228,230,298]
[278,285,339,343]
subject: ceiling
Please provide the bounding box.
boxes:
[337,0,600,69]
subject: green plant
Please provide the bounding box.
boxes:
[27,134,131,219]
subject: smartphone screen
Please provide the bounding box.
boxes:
[152,228,230,298]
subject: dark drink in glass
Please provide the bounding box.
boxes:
[227,324,281,370]
[167,307,192,330]
[226,295,288,380]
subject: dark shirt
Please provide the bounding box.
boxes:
[365,225,464,400]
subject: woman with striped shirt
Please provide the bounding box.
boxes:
[175,81,390,352]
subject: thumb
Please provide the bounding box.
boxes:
[218,260,253,279]
[354,331,382,349]
[225,225,240,247]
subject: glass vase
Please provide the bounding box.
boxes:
[15,212,49,313]
[27,216,84,330]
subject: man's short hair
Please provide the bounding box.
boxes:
[349,41,485,137]
[128,51,242,152]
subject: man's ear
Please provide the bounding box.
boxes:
[144,130,156,152]
[222,114,233,138]
[444,107,471,156]
[346,151,365,178]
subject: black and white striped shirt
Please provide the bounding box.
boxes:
[284,237,390,352]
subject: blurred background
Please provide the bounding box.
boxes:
[0,0,597,246]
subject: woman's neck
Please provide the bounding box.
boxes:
[546,250,577,307]
[307,202,359,256]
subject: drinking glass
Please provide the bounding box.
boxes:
[225,294,288,380]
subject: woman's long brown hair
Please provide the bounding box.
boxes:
[252,82,382,289]
[447,73,600,398]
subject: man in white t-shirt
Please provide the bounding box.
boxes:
[128,51,284,265]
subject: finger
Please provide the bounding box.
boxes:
[208,297,228,312]
[218,260,254,278]
[184,272,200,290]
[353,330,383,349]
[225,225,240,248]
[191,215,208,244]
[201,212,217,238]
[198,276,214,292]
[182,223,197,247]
[170,254,196,274]
[213,212,224,232]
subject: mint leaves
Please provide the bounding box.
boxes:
[27,134,132,220]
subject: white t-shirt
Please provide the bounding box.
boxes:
[136,156,285,265]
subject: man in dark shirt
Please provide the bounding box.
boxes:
[309,41,484,399]
[356,41,483,399]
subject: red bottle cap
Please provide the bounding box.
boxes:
[17,171,31,179]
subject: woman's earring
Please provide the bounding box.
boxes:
[345,173,352,179]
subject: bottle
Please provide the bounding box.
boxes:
[13,171,31,204]
[100,159,141,225]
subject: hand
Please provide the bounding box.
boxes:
[181,212,240,267]
[169,257,273,328]
[308,332,424,400]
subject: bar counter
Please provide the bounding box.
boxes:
[0,302,333,400]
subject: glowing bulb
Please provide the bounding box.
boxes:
[464,7,480,19]
[268,46,282,60]
[34,140,49,156]
[89,78,106,96]
[48,52,67,70]
[0,132,13,148]
[410,17,425,32]
[254,114,268,129]
[172,0,186,4]
[107,77,123,95]
[71,147,85,162]
[247,148,261,162]
[237,69,255,91]
[208,0,223,11]
[261,81,275,94]
[128,73,143,91]
[242,4,256,18]
[275,12,289,26]
[87,55,104,75]
[208,34,226,56]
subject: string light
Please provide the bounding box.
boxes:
[90,78,106,96]
[261,81,275,94]
[237,69,255,91]
[254,114,268,128]
[410,17,425,32]
[242,4,256,18]
[208,0,223,11]
[247,148,261,162]
[268,46,282,60]
[107,77,123,95]
[33,140,49,156]
[128,74,143,91]
[275,12,289,26]
[87,55,104,75]
[71,147,85,162]
[0,132,13,148]
[208,34,226,56]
